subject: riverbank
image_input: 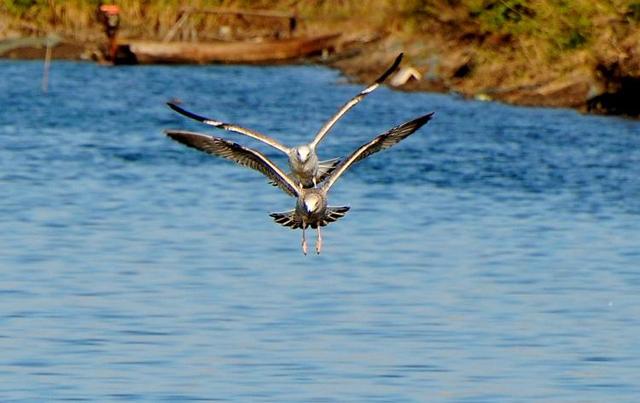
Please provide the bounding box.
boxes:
[2,1,640,117]
[320,1,640,118]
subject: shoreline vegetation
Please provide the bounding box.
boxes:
[2,0,640,117]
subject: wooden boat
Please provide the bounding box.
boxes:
[115,33,340,65]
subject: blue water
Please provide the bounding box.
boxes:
[1,60,640,402]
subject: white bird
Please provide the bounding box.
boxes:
[167,53,404,188]
[165,111,434,254]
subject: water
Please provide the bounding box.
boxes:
[1,60,639,402]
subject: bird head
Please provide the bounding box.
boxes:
[302,193,322,214]
[295,145,311,163]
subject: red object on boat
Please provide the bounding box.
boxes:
[99,4,120,15]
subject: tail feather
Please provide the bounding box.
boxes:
[317,206,350,228]
[269,210,302,229]
[318,158,341,170]
[317,158,341,183]
[270,206,350,229]
[268,159,340,188]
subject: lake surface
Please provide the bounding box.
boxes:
[1,60,639,402]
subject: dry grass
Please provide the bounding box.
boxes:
[2,0,639,100]
[3,0,636,40]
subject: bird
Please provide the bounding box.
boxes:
[166,53,404,188]
[165,111,434,254]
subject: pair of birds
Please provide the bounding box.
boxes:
[166,53,434,254]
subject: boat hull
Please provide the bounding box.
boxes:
[118,34,340,64]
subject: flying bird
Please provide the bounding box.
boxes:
[166,53,404,188]
[165,111,434,254]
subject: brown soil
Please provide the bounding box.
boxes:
[327,22,640,118]
[2,6,639,118]
[2,42,90,60]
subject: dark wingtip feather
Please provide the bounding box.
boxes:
[395,112,434,134]
[164,129,186,142]
[167,102,209,123]
[164,130,217,154]
[164,129,193,144]
[414,111,435,127]
[376,53,404,84]
[388,112,435,138]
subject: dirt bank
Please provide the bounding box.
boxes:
[325,11,640,118]
[2,1,640,118]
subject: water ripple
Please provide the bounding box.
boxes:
[0,60,639,402]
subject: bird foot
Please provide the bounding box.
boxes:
[302,239,308,255]
[316,228,323,254]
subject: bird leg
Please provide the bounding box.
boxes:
[301,227,308,255]
[316,226,322,255]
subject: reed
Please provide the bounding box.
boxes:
[2,0,634,40]
[1,0,638,67]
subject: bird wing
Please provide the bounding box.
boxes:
[167,102,290,154]
[166,130,300,198]
[309,53,404,148]
[321,112,434,192]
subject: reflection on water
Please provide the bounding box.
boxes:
[1,60,639,401]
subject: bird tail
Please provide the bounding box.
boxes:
[317,158,341,183]
[267,159,340,188]
[316,206,350,228]
[269,206,350,229]
[269,210,302,229]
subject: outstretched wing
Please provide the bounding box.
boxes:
[309,53,404,148]
[166,130,300,197]
[321,112,434,192]
[167,102,290,154]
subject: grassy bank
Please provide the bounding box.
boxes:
[3,1,638,45]
[2,1,640,115]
